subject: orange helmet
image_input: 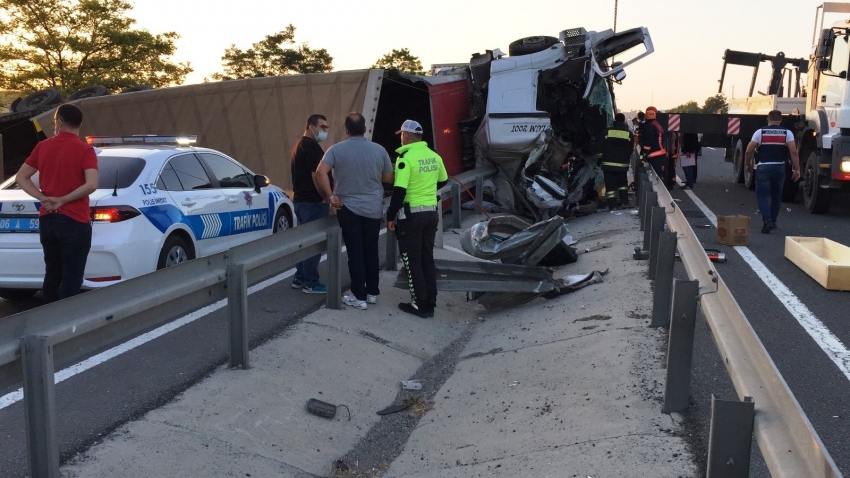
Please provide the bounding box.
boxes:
[645,106,657,120]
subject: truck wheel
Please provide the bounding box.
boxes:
[9,97,22,112]
[17,88,63,112]
[744,163,756,191]
[67,85,109,101]
[732,140,745,183]
[803,151,832,214]
[781,165,799,202]
[508,36,560,56]
[157,235,194,269]
[0,288,37,301]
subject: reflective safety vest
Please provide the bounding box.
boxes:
[601,122,634,172]
[640,120,667,158]
[755,126,790,165]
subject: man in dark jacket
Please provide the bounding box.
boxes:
[640,106,667,181]
[601,113,634,209]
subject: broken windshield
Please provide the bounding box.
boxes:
[587,75,614,127]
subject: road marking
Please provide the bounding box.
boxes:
[0,229,388,410]
[681,185,850,382]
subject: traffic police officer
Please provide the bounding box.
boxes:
[386,120,448,318]
[601,113,634,209]
[640,106,668,180]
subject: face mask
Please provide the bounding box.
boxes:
[314,127,328,143]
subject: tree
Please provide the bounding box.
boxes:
[702,93,728,114]
[668,101,701,114]
[0,0,192,95]
[371,48,427,76]
[210,25,332,80]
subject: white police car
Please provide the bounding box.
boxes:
[0,135,295,301]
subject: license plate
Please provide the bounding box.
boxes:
[0,217,39,232]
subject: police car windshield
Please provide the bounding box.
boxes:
[97,156,146,189]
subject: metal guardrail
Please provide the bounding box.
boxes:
[0,165,496,477]
[641,167,843,478]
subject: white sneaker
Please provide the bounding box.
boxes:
[367,294,378,304]
[342,294,368,310]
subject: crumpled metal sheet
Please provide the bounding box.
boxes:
[459,215,567,264]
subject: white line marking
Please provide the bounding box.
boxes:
[0,229,384,410]
[682,188,850,381]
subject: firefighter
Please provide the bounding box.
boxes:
[386,120,448,318]
[640,106,668,181]
[601,113,633,209]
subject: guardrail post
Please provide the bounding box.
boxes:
[647,206,666,279]
[21,335,59,478]
[662,280,699,413]
[326,226,343,310]
[227,263,249,369]
[436,198,444,249]
[642,191,658,245]
[475,175,484,214]
[707,395,755,478]
[451,182,462,229]
[386,226,398,271]
[651,230,677,327]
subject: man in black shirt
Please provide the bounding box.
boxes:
[290,114,332,293]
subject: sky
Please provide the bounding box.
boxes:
[127,0,838,112]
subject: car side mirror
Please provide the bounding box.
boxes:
[253,174,269,193]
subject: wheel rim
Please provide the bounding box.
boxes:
[276,215,289,232]
[733,148,742,181]
[165,245,188,267]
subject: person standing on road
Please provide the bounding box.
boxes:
[745,110,801,234]
[316,112,394,310]
[386,120,448,319]
[640,106,668,182]
[600,113,633,209]
[290,114,332,294]
[15,104,99,303]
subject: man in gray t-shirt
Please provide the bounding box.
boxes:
[316,112,394,309]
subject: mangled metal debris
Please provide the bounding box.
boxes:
[459,215,577,266]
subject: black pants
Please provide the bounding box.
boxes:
[603,169,629,208]
[39,214,92,303]
[396,211,439,310]
[336,206,382,301]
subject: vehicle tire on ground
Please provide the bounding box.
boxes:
[732,139,745,184]
[508,36,560,57]
[744,163,756,191]
[9,97,22,113]
[119,85,152,94]
[0,288,38,301]
[157,235,194,270]
[67,85,110,101]
[781,167,800,202]
[803,151,832,214]
[273,207,292,233]
[17,88,63,112]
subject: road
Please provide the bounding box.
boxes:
[668,148,850,476]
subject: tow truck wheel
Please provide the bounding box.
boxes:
[508,36,560,56]
[273,207,291,233]
[803,151,832,214]
[732,140,745,183]
[157,235,194,269]
[0,288,37,301]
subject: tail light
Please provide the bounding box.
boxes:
[91,206,141,223]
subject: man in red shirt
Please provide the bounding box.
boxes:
[16,104,99,302]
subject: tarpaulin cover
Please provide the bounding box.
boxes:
[33,70,377,190]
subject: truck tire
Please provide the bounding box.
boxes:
[803,151,832,214]
[744,162,756,191]
[67,85,109,101]
[9,97,22,112]
[781,164,799,202]
[508,36,560,56]
[16,88,63,112]
[119,84,152,94]
[732,139,745,183]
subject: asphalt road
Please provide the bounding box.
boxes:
[668,148,850,476]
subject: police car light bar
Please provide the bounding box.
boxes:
[85,135,198,146]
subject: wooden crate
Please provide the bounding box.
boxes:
[784,236,850,291]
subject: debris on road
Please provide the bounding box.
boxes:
[401,380,422,390]
[306,398,351,421]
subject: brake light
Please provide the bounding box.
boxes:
[90,206,141,222]
[832,172,850,181]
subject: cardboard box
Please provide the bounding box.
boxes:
[784,236,850,291]
[716,215,750,246]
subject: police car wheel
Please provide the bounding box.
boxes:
[273,208,291,233]
[0,288,38,301]
[157,235,193,269]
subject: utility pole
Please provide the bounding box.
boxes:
[614,0,619,32]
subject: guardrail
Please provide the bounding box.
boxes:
[0,165,496,477]
[638,166,843,478]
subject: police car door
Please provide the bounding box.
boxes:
[198,153,270,247]
[158,153,231,256]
